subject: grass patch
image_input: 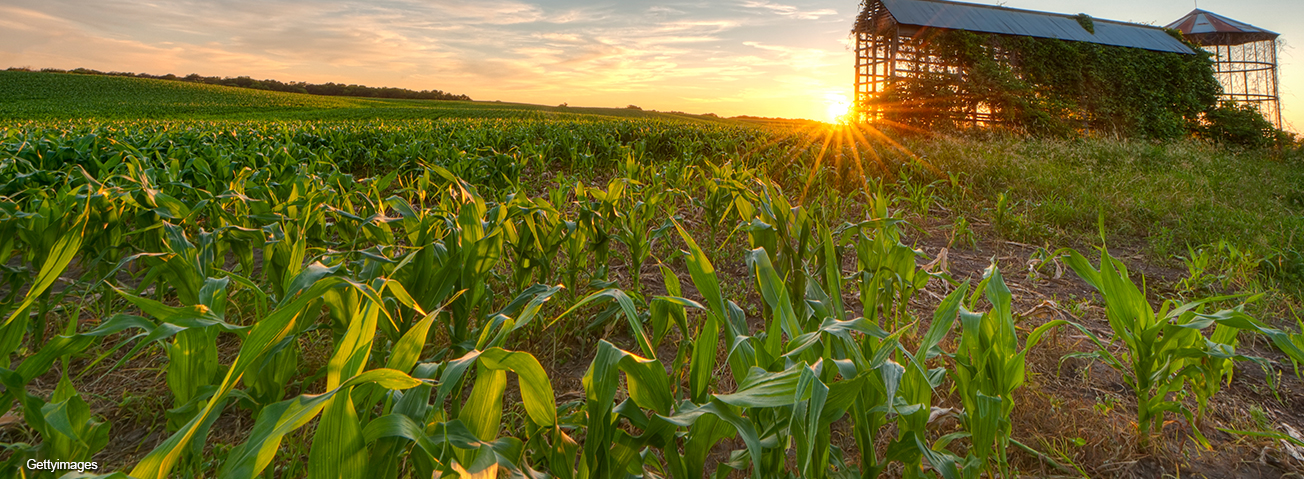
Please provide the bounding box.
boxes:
[877,133,1304,290]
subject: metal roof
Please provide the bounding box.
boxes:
[1166,9,1277,46]
[864,0,1195,54]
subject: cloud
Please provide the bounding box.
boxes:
[738,0,837,20]
[0,0,858,119]
[741,41,839,70]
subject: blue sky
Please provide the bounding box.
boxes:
[1,0,1299,129]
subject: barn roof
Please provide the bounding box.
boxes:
[857,0,1195,54]
[1165,9,1277,46]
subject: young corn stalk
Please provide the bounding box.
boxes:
[127,262,359,479]
[118,224,248,428]
[9,186,86,347]
[561,182,594,301]
[1061,247,1300,449]
[855,190,929,333]
[608,179,672,294]
[891,285,961,479]
[0,197,87,369]
[739,179,813,315]
[578,179,619,288]
[405,170,506,355]
[692,160,755,246]
[504,194,568,291]
[942,263,1065,478]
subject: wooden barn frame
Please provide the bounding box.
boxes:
[852,0,1196,124]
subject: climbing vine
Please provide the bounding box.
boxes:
[877,30,1221,138]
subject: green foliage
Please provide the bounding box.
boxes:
[888,134,1304,269]
[1075,14,1095,34]
[880,30,1220,138]
[1201,101,1281,148]
[3,72,1303,477]
[1059,247,1304,447]
[944,264,1065,477]
[15,66,472,101]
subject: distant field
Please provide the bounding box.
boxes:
[0,70,736,122]
[1,69,1302,479]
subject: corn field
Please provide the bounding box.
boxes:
[1,115,1303,479]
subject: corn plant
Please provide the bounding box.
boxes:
[552,223,884,479]
[889,284,961,479]
[741,219,942,477]
[7,186,87,347]
[1,201,86,369]
[3,373,110,473]
[1060,247,1303,448]
[505,194,569,291]
[391,169,506,355]
[855,190,930,332]
[940,263,1066,478]
[560,182,594,300]
[739,179,813,312]
[692,160,756,245]
[609,180,673,293]
[577,179,619,288]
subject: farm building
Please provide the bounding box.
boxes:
[851,0,1217,136]
[1167,10,1282,128]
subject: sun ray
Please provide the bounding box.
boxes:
[800,127,836,202]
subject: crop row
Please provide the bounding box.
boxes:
[0,121,1302,478]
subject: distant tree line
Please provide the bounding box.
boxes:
[10,66,471,101]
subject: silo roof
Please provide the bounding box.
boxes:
[864,0,1195,54]
[1166,9,1278,46]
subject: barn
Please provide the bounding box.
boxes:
[851,0,1212,134]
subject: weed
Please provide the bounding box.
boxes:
[946,215,977,249]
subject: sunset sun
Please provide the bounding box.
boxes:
[825,93,851,123]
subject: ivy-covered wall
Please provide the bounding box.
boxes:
[877,30,1221,138]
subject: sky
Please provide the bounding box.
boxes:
[0,0,1300,129]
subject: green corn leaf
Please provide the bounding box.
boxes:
[820,223,846,322]
[792,366,830,477]
[110,287,243,332]
[384,279,426,316]
[747,247,803,344]
[364,416,526,473]
[134,273,353,479]
[672,220,730,328]
[555,288,655,359]
[219,368,421,479]
[478,348,557,427]
[583,340,673,477]
[716,364,805,408]
[660,400,766,479]
[477,285,557,350]
[689,308,720,403]
[2,208,86,331]
[308,384,368,478]
[460,365,508,441]
[40,397,84,448]
[385,310,439,373]
[327,291,381,389]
